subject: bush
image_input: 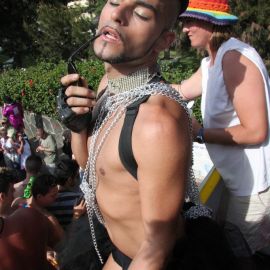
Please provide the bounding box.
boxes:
[0,56,201,120]
[159,55,202,122]
[0,59,104,118]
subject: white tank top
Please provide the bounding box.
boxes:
[201,37,270,196]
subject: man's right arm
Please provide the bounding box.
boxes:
[60,74,96,168]
[171,67,203,100]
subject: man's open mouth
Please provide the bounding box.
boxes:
[101,27,121,42]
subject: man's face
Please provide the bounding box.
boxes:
[36,129,44,140]
[37,186,58,207]
[1,183,15,208]
[94,0,173,64]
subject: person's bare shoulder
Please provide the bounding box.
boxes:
[11,196,26,208]
[133,95,191,167]
[134,95,190,138]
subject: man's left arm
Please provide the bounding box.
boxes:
[129,104,191,270]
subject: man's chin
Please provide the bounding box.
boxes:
[95,53,129,65]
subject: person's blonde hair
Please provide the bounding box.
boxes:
[210,25,233,51]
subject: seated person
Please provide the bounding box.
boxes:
[62,130,72,159]
[46,157,85,230]
[12,174,64,243]
[13,154,42,198]
[36,128,57,175]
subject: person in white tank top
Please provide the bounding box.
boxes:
[172,0,270,255]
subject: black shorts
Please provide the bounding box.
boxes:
[111,217,237,270]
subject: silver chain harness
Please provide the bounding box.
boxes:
[80,68,208,265]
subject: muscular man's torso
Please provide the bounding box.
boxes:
[87,94,185,258]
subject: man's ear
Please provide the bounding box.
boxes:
[154,31,176,53]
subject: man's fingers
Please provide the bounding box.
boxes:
[66,95,96,107]
[71,107,92,115]
[60,74,80,86]
[65,85,96,99]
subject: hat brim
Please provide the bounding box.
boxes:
[180,7,238,26]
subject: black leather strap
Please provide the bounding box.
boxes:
[118,95,150,180]
[57,85,92,133]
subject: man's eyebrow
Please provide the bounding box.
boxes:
[135,0,158,14]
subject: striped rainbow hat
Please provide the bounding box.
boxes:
[179,0,238,26]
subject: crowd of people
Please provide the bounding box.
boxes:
[0,97,87,269]
[1,0,270,269]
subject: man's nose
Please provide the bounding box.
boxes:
[111,3,129,25]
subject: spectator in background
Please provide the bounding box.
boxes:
[0,207,60,270]
[17,131,32,171]
[0,127,7,167]
[13,154,42,199]
[12,174,64,243]
[2,96,24,133]
[4,128,20,170]
[36,127,57,175]
[47,157,83,230]
[0,167,15,217]
[62,130,72,159]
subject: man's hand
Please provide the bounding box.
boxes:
[36,145,43,153]
[73,197,86,220]
[60,74,96,115]
[57,74,96,132]
[192,117,202,140]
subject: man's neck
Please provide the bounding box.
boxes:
[106,64,160,95]
[105,59,158,79]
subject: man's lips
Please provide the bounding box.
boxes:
[99,26,122,43]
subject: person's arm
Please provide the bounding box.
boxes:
[60,74,96,168]
[36,136,56,154]
[193,50,268,146]
[17,136,24,155]
[129,100,190,269]
[171,67,203,100]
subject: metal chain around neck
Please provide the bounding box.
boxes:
[107,66,161,95]
[80,82,200,266]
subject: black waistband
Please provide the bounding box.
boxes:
[112,245,132,270]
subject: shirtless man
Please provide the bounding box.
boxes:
[0,207,58,270]
[59,1,198,269]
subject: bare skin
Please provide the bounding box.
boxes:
[0,207,58,270]
[172,19,268,146]
[61,1,190,269]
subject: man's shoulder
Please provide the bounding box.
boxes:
[137,94,188,125]
[133,95,189,142]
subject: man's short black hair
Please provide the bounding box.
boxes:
[0,167,15,194]
[25,155,43,175]
[55,157,79,186]
[32,174,57,198]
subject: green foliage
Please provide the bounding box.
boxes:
[0,0,70,68]
[25,3,99,62]
[0,59,104,118]
[229,0,270,70]
[159,54,202,122]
